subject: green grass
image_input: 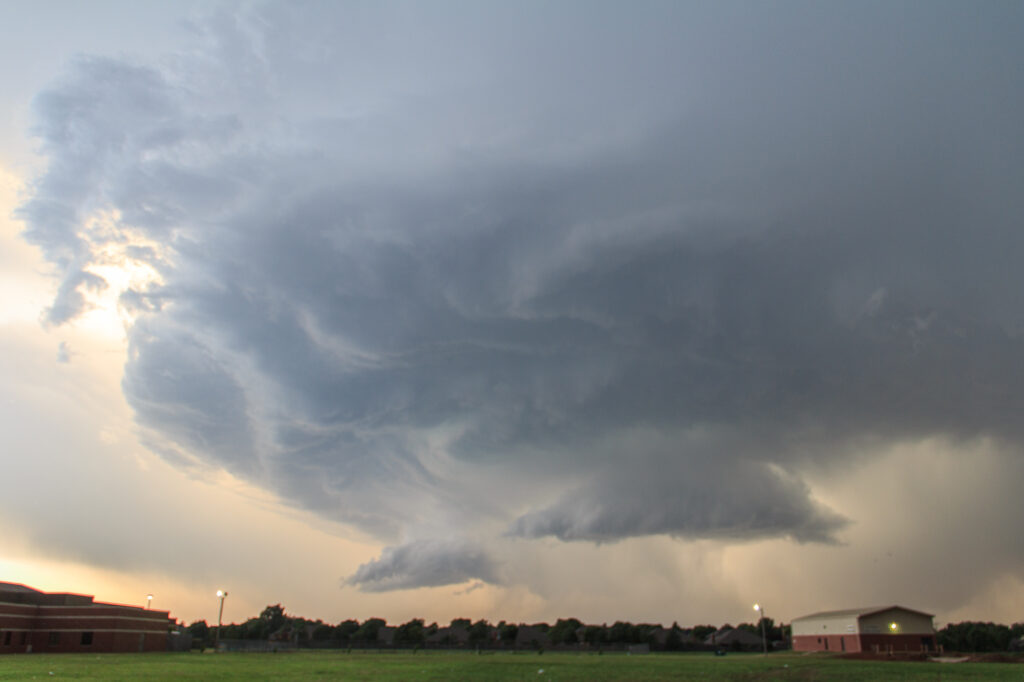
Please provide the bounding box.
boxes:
[0,651,1020,681]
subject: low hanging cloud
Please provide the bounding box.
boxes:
[509,455,848,545]
[346,540,502,593]
[18,2,1024,590]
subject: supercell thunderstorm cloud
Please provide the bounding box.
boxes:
[17,1,1024,593]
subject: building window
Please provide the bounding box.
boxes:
[81,632,94,646]
[3,631,11,646]
[48,632,60,646]
[20,632,28,645]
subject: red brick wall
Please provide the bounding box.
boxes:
[792,634,862,653]
[859,633,935,653]
[2,599,172,654]
[793,633,935,654]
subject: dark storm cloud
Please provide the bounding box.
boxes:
[122,320,257,474]
[19,1,1024,588]
[508,447,848,544]
[346,539,502,592]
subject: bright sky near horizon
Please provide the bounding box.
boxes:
[2,0,1024,631]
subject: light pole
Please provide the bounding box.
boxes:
[215,590,228,651]
[146,594,153,610]
[753,603,767,655]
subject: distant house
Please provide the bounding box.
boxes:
[648,626,667,647]
[791,605,935,653]
[672,629,702,648]
[515,624,550,650]
[0,582,174,654]
[425,624,470,647]
[704,627,763,651]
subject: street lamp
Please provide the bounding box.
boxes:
[215,590,228,651]
[146,594,153,610]
[753,603,768,655]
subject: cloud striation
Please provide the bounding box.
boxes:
[18,1,1024,591]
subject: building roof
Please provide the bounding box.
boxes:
[515,625,550,647]
[0,581,44,593]
[704,627,763,647]
[792,605,934,622]
[425,624,471,644]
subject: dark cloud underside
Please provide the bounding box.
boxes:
[19,1,1024,589]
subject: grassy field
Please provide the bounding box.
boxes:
[0,651,1021,681]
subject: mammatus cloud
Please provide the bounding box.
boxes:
[18,2,1024,591]
[346,540,501,592]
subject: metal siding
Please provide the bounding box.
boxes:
[858,608,934,635]
[791,614,859,637]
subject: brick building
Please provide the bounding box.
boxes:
[791,605,936,653]
[0,582,174,654]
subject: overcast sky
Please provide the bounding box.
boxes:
[3,0,1024,629]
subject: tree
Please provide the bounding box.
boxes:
[353,618,386,643]
[290,617,310,643]
[582,625,606,646]
[260,604,287,633]
[665,622,684,651]
[606,621,634,644]
[633,624,660,645]
[548,618,583,646]
[497,621,518,645]
[737,621,758,634]
[334,619,360,643]
[938,622,1014,652]
[187,620,210,647]
[241,617,268,640]
[691,624,717,641]
[395,619,426,646]
[468,619,492,647]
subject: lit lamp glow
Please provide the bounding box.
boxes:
[146,594,153,609]
[889,622,899,633]
[753,603,768,654]
[215,590,229,651]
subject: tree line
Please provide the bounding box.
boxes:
[185,604,787,651]
[937,622,1024,653]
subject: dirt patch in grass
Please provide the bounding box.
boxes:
[839,651,1024,665]
[965,653,1024,664]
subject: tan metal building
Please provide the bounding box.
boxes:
[791,605,935,653]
